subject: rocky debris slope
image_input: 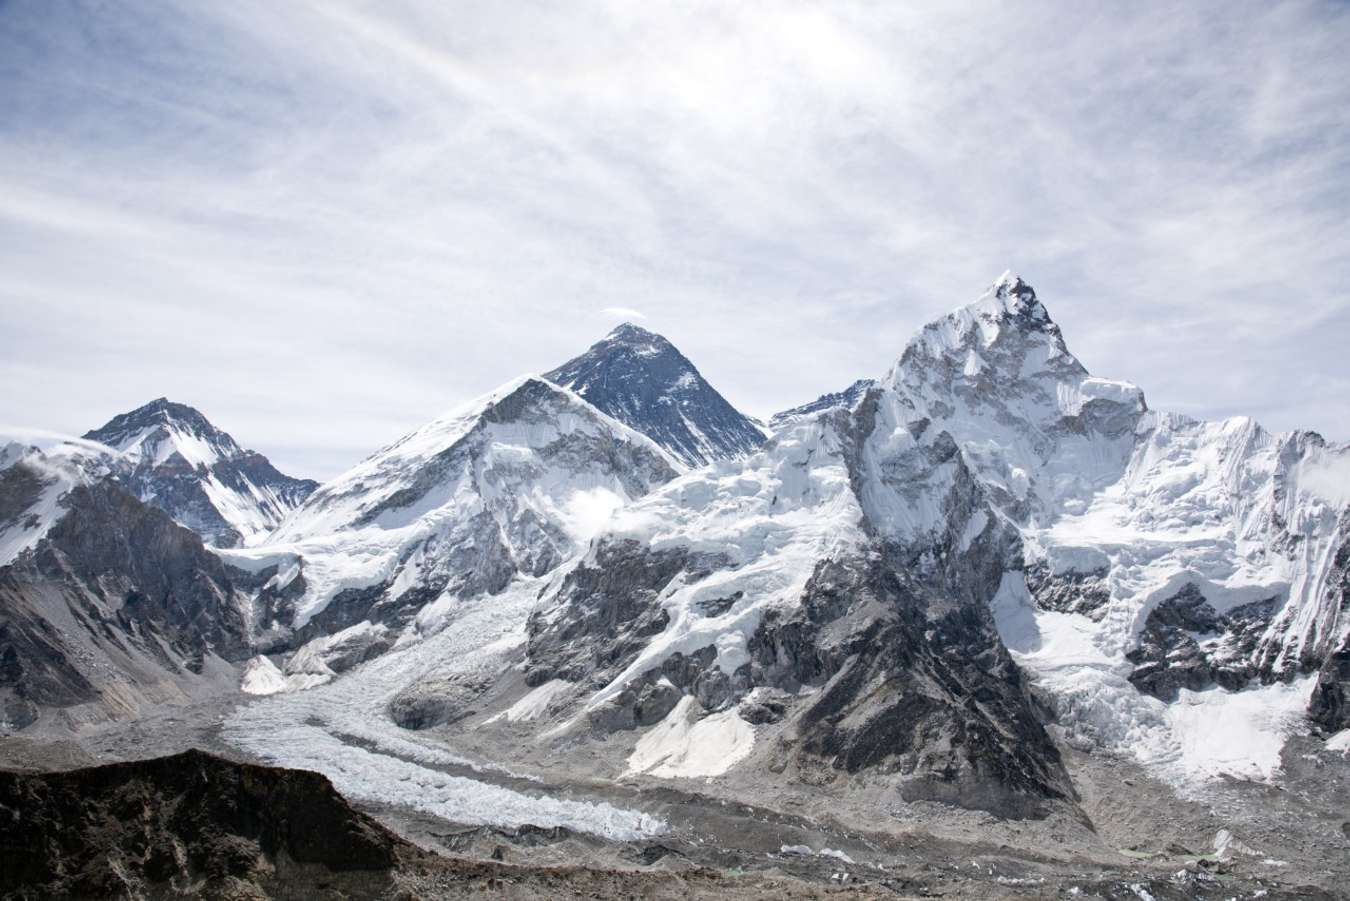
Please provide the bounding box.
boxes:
[84,398,317,548]
[0,749,402,899]
[222,376,680,685]
[0,477,254,731]
[545,322,764,467]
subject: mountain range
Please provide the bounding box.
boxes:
[2,273,1347,825]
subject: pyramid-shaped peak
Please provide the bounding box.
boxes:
[888,272,1083,388]
[545,323,764,467]
[85,397,221,444]
[992,269,1035,298]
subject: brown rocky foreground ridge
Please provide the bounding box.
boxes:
[0,749,887,900]
[1,748,1342,900]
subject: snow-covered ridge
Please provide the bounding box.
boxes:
[533,409,869,720]
[86,397,244,468]
[225,376,680,644]
[858,272,1349,784]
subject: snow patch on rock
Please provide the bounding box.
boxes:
[626,696,755,779]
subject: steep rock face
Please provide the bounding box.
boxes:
[521,272,1350,803]
[750,555,1072,816]
[0,749,400,899]
[524,377,1077,815]
[1125,584,1276,700]
[0,444,113,569]
[0,479,251,730]
[85,398,317,548]
[1307,520,1350,732]
[225,376,679,684]
[545,323,764,467]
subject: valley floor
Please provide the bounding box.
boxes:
[5,674,1347,899]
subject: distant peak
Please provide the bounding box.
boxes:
[544,319,764,466]
[84,397,227,448]
[605,321,665,343]
[119,398,212,428]
[887,272,1080,389]
[133,397,189,416]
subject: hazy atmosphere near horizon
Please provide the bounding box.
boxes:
[3,0,1350,480]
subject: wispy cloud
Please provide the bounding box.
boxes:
[1,0,1348,478]
[599,307,647,321]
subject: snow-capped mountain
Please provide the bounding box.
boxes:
[83,398,317,548]
[503,272,1350,807]
[4,273,1348,825]
[221,376,679,691]
[544,323,765,467]
[0,401,317,729]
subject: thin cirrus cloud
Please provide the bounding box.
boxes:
[598,307,648,321]
[1,0,1348,480]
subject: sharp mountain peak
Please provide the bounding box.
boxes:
[545,323,764,467]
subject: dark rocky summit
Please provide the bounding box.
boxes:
[545,323,764,467]
[0,749,401,899]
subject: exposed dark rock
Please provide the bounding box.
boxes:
[634,677,682,726]
[388,690,473,731]
[0,462,48,535]
[1310,645,1350,733]
[0,749,400,899]
[737,690,789,725]
[0,480,251,728]
[525,541,688,687]
[545,323,764,466]
[1127,584,1277,701]
[750,556,1074,818]
[1307,529,1350,732]
[1025,562,1111,620]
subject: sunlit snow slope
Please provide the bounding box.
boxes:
[220,273,1348,808]
[221,376,679,685]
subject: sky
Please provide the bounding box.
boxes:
[2,1,1349,481]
